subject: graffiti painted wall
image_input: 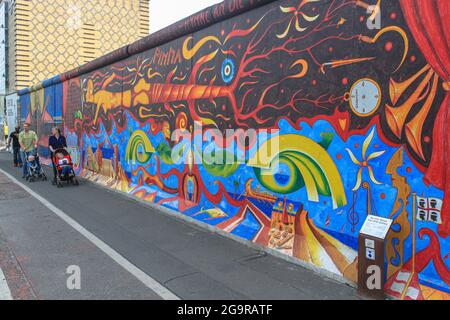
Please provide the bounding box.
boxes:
[19,77,63,164]
[18,0,450,300]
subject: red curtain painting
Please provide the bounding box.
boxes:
[400,0,450,238]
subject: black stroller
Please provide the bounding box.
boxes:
[24,150,47,182]
[52,148,79,188]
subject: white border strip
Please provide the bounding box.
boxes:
[0,168,180,300]
[0,267,12,300]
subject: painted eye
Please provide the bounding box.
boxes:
[221,58,235,84]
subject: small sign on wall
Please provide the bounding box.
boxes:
[360,215,393,240]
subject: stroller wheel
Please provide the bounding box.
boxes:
[42,175,47,181]
[74,179,79,186]
[56,176,62,188]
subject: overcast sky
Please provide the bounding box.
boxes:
[149,0,222,33]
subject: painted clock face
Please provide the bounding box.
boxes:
[349,78,382,117]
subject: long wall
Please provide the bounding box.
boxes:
[18,0,450,299]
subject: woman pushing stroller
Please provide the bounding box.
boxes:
[49,127,79,187]
[49,127,67,185]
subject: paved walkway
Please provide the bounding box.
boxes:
[0,151,360,300]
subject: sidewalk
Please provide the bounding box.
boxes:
[0,151,361,300]
[0,168,161,300]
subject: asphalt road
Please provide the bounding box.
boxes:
[0,151,360,300]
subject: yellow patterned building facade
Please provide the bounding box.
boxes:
[3,0,149,93]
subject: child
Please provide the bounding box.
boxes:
[56,152,71,177]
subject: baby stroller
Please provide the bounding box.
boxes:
[24,150,47,182]
[53,148,79,188]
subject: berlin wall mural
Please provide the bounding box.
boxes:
[19,78,63,164]
[19,0,450,300]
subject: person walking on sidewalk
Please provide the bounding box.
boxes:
[3,123,8,144]
[48,127,67,184]
[7,126,23,167]
[19,123,39,179]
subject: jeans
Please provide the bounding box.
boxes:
[20,150,28,177]
[51,153,57,181]
[60,166,71,176]
[13,147,22,165]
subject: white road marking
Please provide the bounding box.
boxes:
[0,267,12,300]
[0,168,180,300]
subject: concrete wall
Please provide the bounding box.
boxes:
[17,0,450,299]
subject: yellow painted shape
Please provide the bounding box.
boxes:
[420,285,450,300]
[309,219,356,273]
[248,134,347,208]
[285,154,319,202]
[300,211,331,268]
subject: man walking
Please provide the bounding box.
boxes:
[19,123,39,179]
[7,126,23,167]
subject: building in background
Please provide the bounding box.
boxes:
[1,0,150,95]
[0,1,7,95]
[0,1,4,142]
